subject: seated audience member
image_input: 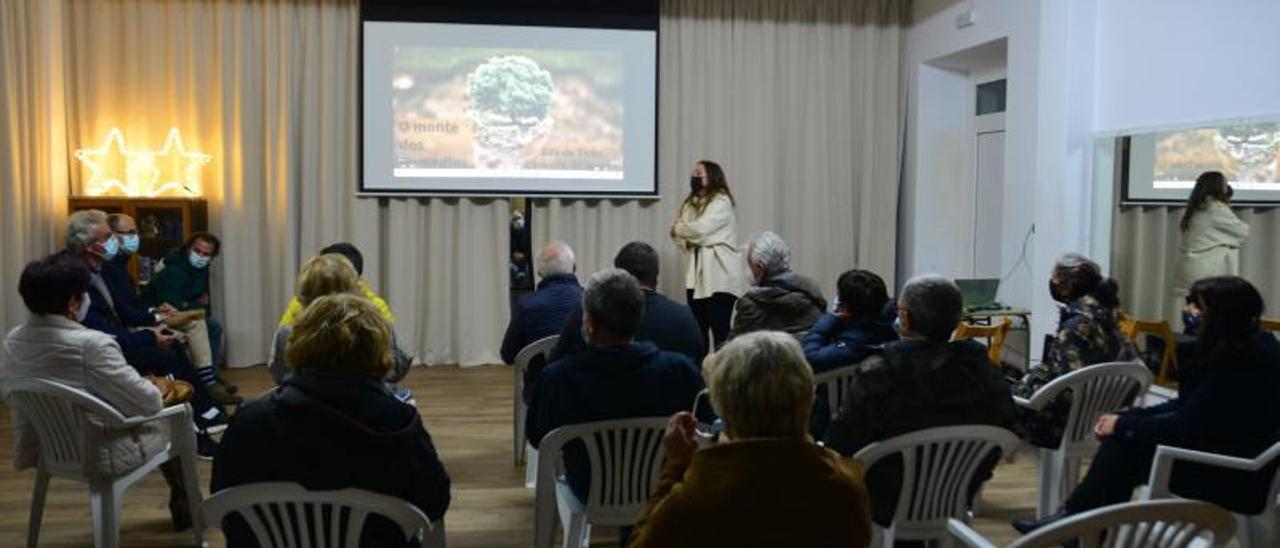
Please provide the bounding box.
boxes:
[1013,254,1132,448]
[729,231,826,340]
[212,293,451,546]
[1014,276,1280,533]
[802,269,898,438]
[277,242,411,385]
[104,213,237,403]
[551,241,705,364]
[629,331,872,548]
[144,231,226,368]
[278,242,395,325]
[502,241,583,401]
[67,210,228,438]
[827,274,1017,529]
[526,268,704,505]
[268,254,361,384]
[1,254,196,530]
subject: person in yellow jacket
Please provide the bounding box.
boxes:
[278,243,395,327]
[670,160,750,351]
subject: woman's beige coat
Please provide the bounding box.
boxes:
[672,194,750,300]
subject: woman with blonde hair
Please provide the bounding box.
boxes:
[629,331,871,548]
[212,293,451,547]
[267,253,362,383]
[670,160,749,350]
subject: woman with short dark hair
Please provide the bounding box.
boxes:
[1014,276,1280,533]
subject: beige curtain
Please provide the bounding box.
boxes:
[0,0,70,331]
[533,0,908,301]
[6,0,507,366]
[1111,205,1280,325]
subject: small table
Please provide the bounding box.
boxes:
[963,307,1032,370]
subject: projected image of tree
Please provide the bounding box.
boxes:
[1154,121,1280,188]
[391,47,624,176]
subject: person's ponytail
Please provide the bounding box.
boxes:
[1090,277,1121,309]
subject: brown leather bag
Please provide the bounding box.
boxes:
[145,376,194,406]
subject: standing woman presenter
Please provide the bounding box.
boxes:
[1177,171,1250,297]
[671,160,748,351]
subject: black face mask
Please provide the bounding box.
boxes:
[690,176,702,192]
[1049,280,1070,303]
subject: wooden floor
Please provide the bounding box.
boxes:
[0,365,1040,547]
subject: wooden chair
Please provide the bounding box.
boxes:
[954,318,1013,365]
[1117,313,1179,386]
[1261,318,1280,333]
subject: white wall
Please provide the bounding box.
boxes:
[901,0,1280,356]
[1094,0,1280,135]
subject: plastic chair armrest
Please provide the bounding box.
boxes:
[1145,444,1263,498]
[117,403,190,428]
[947,518,999,548]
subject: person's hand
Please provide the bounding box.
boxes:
[1093,414,1119,439]
[151,327,178,348]
[662,411,699,466]
[156,302,178,315]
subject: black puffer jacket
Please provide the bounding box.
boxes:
[212,369,451,547]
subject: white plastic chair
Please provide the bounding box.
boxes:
[1142,440,1280,548]
[853,424,1020,547]
[514,335,559,488]
[0,376,204,548]
[201,481,444,547]
[533,417,668,548]
[947,499,1237,547]
[812,363,860,421]
[1014,361,1152,517]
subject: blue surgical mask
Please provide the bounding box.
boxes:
[188,251,211,269]
[120,234,140,254]
[99,236,119,260]
[76,292,91,322]
[1182,311,1204,333]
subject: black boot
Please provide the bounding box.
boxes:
[1012,509,1069,535]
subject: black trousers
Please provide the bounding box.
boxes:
[686,290,737,351]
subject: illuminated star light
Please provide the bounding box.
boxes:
[150,127,211,197]
[74,128,131,196]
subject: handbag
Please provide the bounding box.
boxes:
[145,375,194,406]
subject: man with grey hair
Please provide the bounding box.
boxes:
[66,209,229,452]
[501,241,583,380]
[526,268,704,506]
[827,274,1016,529]
[728,231,826,340]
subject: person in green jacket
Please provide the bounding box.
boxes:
[145,232,226,386]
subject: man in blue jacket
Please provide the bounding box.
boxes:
[802,269,898,437]
[501,241,583,402]
[64,210,227,441]
[550,241,705,365]
[526,268,704,504]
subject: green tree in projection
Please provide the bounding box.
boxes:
[467,55,557,169]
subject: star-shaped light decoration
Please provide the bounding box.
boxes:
[150,127,211,197]
[75,127,211,197]
[74,128,131,196]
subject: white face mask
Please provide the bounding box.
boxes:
[76,292,91,323]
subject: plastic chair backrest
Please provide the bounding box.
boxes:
[0,376,131,478]
[200,482,440,548]
[954,318,1013,364]
[812,364,860,420]
[853,425,1020,540]
[1027,361,1151,455]
[1010,499,1236,548]
[513,335,559,463]
[1147,440,1280,517]
[534,416,667,542]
